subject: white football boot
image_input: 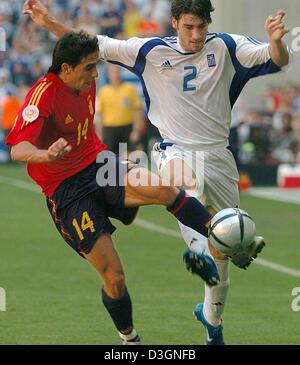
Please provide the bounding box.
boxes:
[230,236,266,269]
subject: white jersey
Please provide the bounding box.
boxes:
[98,33,287,150]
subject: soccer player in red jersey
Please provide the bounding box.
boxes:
[6,31,220,344]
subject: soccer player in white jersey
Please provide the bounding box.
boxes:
[23,0,291,345]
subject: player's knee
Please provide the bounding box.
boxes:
[156,186,178,206]
[105,272,126,298]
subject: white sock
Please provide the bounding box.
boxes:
[203,259,230,327]
[178,189,212,257]
[178,221,212,257]
[118,328,138,341]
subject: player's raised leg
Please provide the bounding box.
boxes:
[160,158,212,252]
[124,167,214,240]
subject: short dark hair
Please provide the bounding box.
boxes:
[48,31,99,74]
[171,0,215,23]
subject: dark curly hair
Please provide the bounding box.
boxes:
[171,0,215,23]
[48,30,99,74]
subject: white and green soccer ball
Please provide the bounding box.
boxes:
[208,208,256,256]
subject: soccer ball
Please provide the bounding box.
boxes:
[208,208,256,256]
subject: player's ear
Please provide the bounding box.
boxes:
[61,63,72,75]
[171,17,178,30]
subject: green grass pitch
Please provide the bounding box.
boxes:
[0,164,299,344]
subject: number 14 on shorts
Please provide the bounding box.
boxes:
[72,211,95,240]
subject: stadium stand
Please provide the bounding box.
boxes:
[1,0,299,186]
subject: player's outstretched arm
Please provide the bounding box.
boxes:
[265,10,289,68]
[11,138,72,163]
[23,0,74,37]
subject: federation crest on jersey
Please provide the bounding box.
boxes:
[207,54,216,68]
[22,105,39,123]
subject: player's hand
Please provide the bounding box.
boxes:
[23,0,49,28]
[265,10,289,42]
[47,138,72,161]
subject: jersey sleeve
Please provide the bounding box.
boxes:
[232,35,293,73]
[217,33,290,87]
[6,78,55,147]
[97,35,155,75]
[232,34,271,68]
[228,34,293,80]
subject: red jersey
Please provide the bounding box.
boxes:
[6,72,107,197]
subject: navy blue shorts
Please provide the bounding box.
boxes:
[46,157,139,256]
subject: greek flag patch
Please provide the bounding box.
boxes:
[207,54,216,68]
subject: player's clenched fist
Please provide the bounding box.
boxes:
[47,138,72,161]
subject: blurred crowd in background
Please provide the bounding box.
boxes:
[1,0,300,172]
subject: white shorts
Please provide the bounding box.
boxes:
[152,142,240,211]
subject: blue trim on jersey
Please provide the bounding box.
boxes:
[110,38,177,112]
[252,36,265,45]
[207,32,222,36]
[164,36,177,43]
[217,33,281,107]
[134,39,174,111]
[108,60,151,112]
[205,35,218,44]
[159,142,174,150]
[246,36,264,46]
[135,38,171,75]
[246,36,259,45]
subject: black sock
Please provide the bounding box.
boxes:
[167,189,212,237]
[101,287,133,332]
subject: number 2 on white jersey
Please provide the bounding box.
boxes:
[183,66,197,92]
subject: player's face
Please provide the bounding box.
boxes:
[172,13,208,52]
[68,51,99,92]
